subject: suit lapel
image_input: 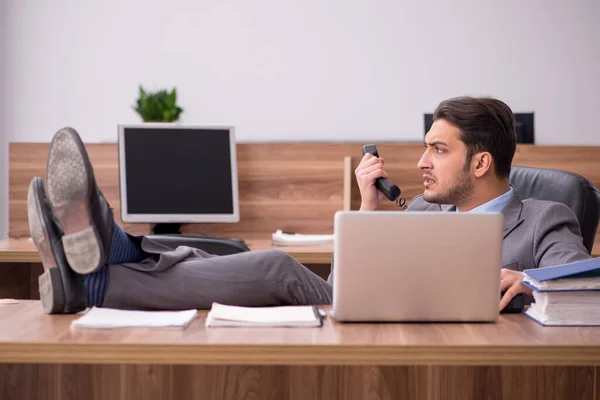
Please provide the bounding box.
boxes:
[428,203,457,212]
[440,204,456,212]
[501,188,525,238]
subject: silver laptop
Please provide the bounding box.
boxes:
[330,211,503,322]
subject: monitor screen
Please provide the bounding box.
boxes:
[118,124,239,224]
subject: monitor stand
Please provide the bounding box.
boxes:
[151,223,182,235]
[147,223,250,253]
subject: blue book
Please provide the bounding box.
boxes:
[522,257,600,292]
[522,258,600,326]
[525,301,600,327]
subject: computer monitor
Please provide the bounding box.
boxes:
[118,124,240,234]
[424,112,535,144]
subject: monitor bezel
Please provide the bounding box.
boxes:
[118,123,240,223]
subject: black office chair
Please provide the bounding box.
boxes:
[145,234,250,256]
[509,165,600,254]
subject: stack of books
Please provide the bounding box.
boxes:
[523,257,600,326]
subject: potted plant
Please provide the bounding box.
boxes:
[133,85,184,122]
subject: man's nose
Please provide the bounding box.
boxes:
[417,151,432,170]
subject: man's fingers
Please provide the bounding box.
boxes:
[499,285,518,311]
[500,277,511,292]
[361,153,374,163]
[365,170,388,183]
[359,153,380,166]
[361,162,386,177]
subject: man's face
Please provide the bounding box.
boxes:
[418,119,475,205]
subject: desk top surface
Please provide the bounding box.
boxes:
[1,301,600,366]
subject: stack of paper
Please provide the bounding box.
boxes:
[71,307,198,329]
[523,257,600,326]
[271,230,333,246]
[206,302,324,327]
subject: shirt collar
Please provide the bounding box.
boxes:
[457,186,513,213]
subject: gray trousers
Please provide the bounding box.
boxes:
[102,237,333,310]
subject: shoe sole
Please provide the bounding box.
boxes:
[27,178,65,313]
[46,128,104,274]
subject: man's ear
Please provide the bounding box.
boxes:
[473,152,493,178]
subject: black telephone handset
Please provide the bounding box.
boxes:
[362,144,403,204]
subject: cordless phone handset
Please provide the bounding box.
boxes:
[362,144,402,202]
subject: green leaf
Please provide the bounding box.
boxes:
[167,89,177,109]
[133,86,184,122]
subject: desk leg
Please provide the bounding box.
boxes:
[0,263,31,300]
[305,263,331,281]
[0,262,43,300]
[1,364,597,400]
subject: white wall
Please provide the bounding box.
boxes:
[1,0,7,239]
[4,0,600,145]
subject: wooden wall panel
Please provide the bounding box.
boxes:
[347,144,600,210]
[0,364,596,400]
[9,143,600,241]
[346,144,427,211]
[9,143,365,239]
[345,144,600,245]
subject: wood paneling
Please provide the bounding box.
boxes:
[345,145,427,212]
[0,364,597,400]
[9,143,366,239]
[346,144,600,210]
[10,142,600,240]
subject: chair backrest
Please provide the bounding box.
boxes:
[509,165,600,254]
[145,235,250,256]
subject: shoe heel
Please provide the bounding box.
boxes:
[39,269,66,314]
[62,227,103,274]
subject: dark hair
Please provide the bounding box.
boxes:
[433,96,516,178]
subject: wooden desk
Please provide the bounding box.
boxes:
[1,301,600,400]
[0,238,334,300]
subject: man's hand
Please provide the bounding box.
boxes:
[499,268,533,311]
[355,153,388,211]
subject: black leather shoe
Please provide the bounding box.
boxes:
[27,177,87,314]
[45,127,114,274]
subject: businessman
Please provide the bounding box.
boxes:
[345,96,592,310]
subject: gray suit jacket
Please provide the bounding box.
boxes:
[405,188,592,271]
[327,189,591,284]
